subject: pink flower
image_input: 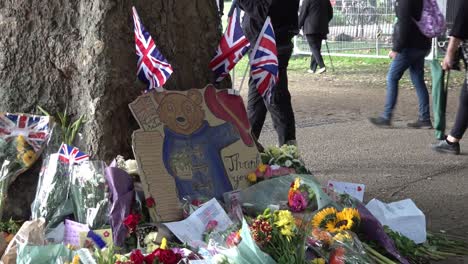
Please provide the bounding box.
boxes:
[263,165,273,179]
[288,191,308,212]
[205,220,218,232]
[226,231,241,247]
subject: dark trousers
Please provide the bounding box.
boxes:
[450,81,468,139]
[247,40,296,146]
[306,34,325,71]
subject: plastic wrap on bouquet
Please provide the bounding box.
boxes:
[307,230,374,264]
[31,153,73,229]
[71,161,110,229]
[1,218,46,263]
[240,174,332,215]
[332,193,409,264]
[0,113,52,218]
[16,244,73,264]
[221,219,276,264]
[105,160,135,247]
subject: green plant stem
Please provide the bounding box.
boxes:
[362,243,397,264]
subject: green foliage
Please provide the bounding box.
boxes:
[37,105,85,145]
[0,219,21,234]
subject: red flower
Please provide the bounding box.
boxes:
[146,197,156,208]
[103,231,110,237]
[153,249,182,264]
[124,213,141,233]
[130,250,145,264]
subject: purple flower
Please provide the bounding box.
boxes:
[289,191,308,212]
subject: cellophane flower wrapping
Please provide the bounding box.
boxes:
[31,153,74,230]
[241,174,332,216]
[16,244,73,264]
[70,161,110,229]
[0,113,52,218]
[307,230,374,264]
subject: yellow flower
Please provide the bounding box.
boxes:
[247,172,257,183]
[22,150,36,167]
[333,231,353,244]
[312,207,337,229]
[160,237,168,250]
[311,258,326,264]
[72,255,80,264]
[274,210,296,239]
[292,178,301,191]
[257,163,268,173]
[324,208,360,233]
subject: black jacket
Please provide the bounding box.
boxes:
[392,0,431,52]
[238,0,300,45]
[450,0,468,40]
[299,0,333,36]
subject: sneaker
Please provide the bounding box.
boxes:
[307,69,315,74]
[316,67,326,74]
[369,117,391,128]
[407,120,432,129]
[432,140,460,155]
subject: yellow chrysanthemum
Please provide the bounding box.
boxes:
[22,150,36,167]
[274,210,295,227]
[160,237,168,250]
[293,178,301,191]
[312,207,337,229]
[257,163,268,173]
[311,258,326,264]
[247,172,257,183]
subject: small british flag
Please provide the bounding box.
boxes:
[209,6,250,82]
[132,7,173,91]
[58,143,89,164]
[249,17,278,103]
[0,113,51,151]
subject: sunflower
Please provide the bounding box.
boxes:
[324,208,360,233]
[312,207,337,229]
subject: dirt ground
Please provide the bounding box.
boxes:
[236,65,468,263]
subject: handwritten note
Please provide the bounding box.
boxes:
[164,198,233,248]
[63,220,89,247]
[327,180,365,202]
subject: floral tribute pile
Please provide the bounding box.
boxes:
[0,113,467,264]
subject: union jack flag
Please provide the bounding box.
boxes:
[209,6,250,82]
[249,17,278,103]
[58,143,89,164]
[132,7,173,91]
[0,113,50,151]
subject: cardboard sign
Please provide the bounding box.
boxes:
[130,85,259,222]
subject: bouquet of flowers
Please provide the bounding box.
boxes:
[246,164,296,184]
[260,145,309,174]
[31,144,89,229]
[70,160,110,229]
[287,178,317,213]
[0,113,52,218]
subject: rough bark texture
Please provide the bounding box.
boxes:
[0,0,222,220]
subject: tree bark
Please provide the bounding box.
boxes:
[0,0,222,219]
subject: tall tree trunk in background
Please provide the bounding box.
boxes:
[0,0,222,219]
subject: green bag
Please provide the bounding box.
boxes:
[431,59,449,140]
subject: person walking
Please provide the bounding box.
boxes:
[432,0,468,155]
[299,0,333,74]
[369,0,432,128]
[238,0,299,147]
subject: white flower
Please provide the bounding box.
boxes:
[125,160,139,175]
[284,160,293,167]
[213,254,229,264]
[87,194,95,199]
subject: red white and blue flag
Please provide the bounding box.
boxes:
[209,6,250,82]
[0,113,50,151]
[58,143,89,164]
[249,17,278,103]
[132,7,173,91]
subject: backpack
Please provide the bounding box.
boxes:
[413,0,446,38]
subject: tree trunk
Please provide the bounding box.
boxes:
[0,0,222,219]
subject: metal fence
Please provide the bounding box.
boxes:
[294,0,395,58]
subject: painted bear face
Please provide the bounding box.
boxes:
[155,90,205,135]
